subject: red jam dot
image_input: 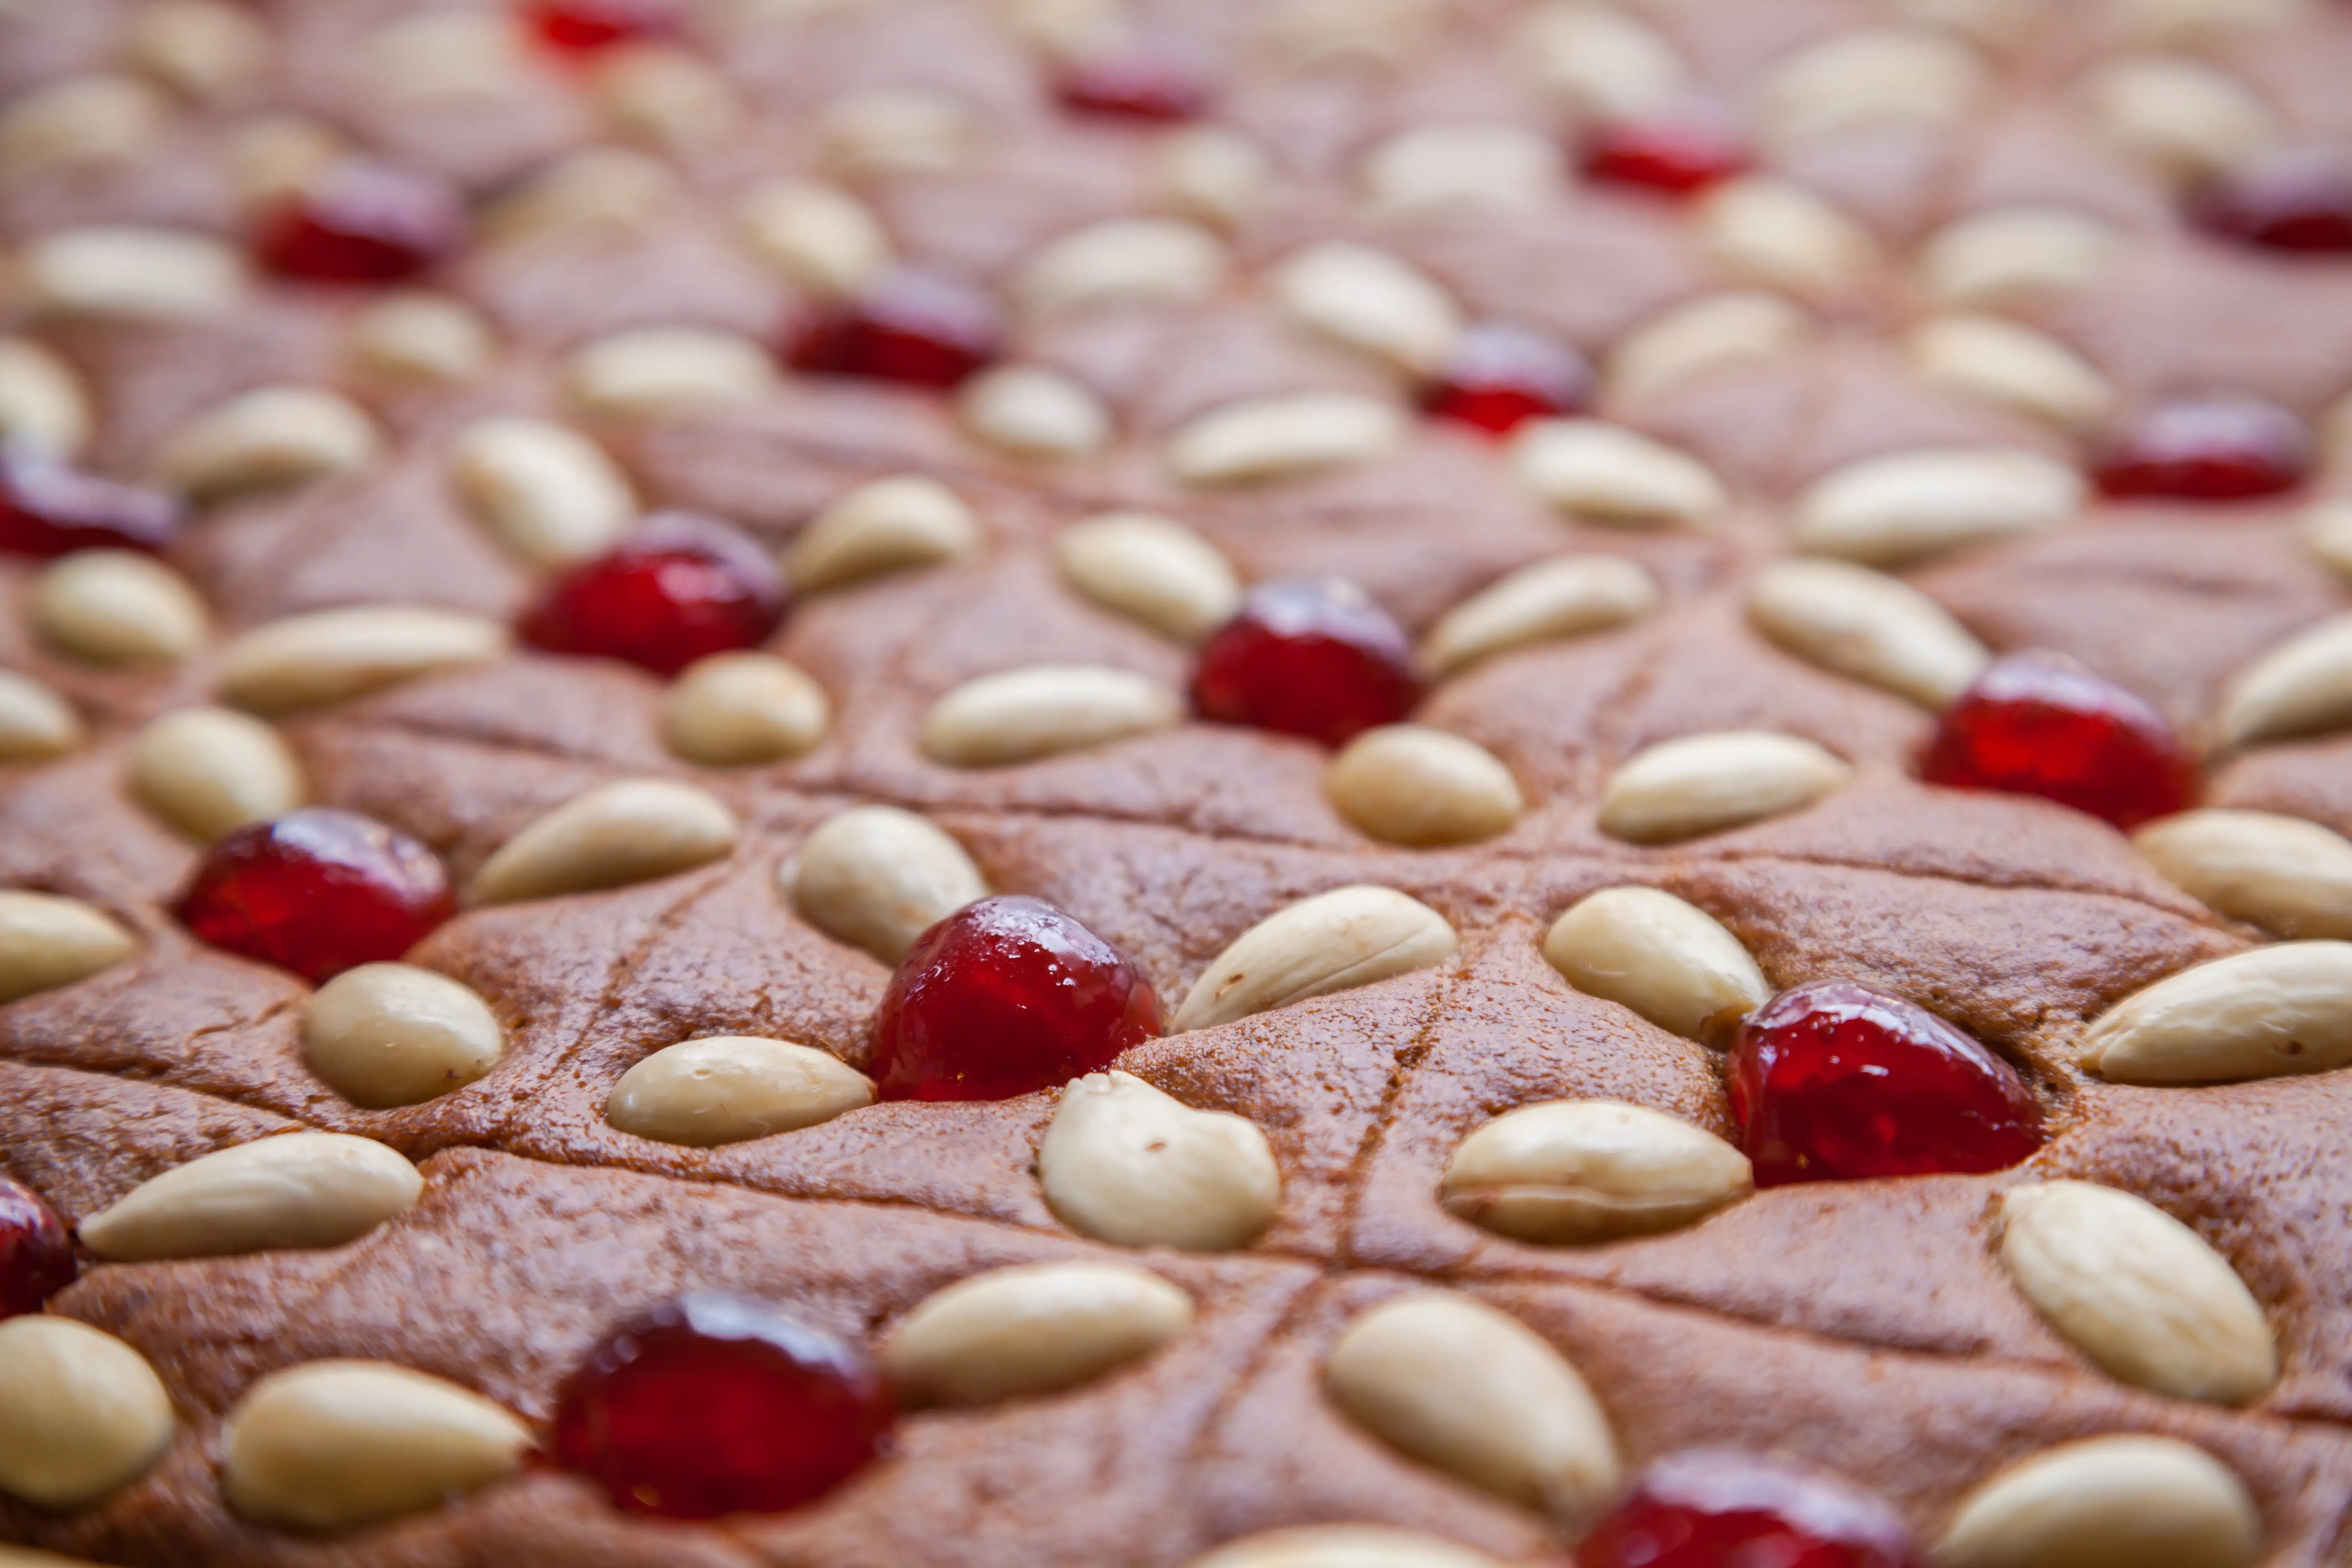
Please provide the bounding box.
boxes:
[519,514,785,677]
[2189,147,2352,254]
[1921,651,2197,831]
[1729,980,2042,1186]
[0,1175,75,1318]
[783,269,1004,389]
[525,0,682,53]
[553,1292,893,1520]
[0,449,183,558]
[1420,322,1593,436]
[870,895,1161,1102]
[1191,578,1424,748]
[1578,1450,1922,1568]
[255,159,466,285]
[1054,46,1211,121]
[2092,395,2313,502]
[1582,111,1749,196]
[177,808,456,985]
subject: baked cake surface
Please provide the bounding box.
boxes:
[3,0,2352,1564]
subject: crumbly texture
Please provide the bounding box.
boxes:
[5,0,2352,1564]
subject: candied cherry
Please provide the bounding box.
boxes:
[1728,980,2042,1186]
[255,159,467,285]
[0,1175,75,1318]
[176,808,456,985]
[870,895,1160,1102]
[1053,44,1212,122]
[2189,147,2352,254]
[0,449,183,558]
[519,514,785,677]
[1582,110,1749,196]
[1191,578,1423,748]
[1921,651,2196,831]
[553,1292,893,1519]
[524,0,683,53]
[1420,322,1593,436]
[1578,1449,1922,1568]
[783,269,1004,389]
[2092,395,2313,502]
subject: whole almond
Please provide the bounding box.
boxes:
[1696,178,1878,297]
[1918,207,2118,309]
[0,669,82,761]
[1328,725,1524,846]
[222,1360,529,1530]
[2134,809,2352,939]
[1509,419,1728,529]
[1166,394,1407,487]
[1016,217,1226,316]
[959,364,1112,459]
[305,962,504,1108]
[1520,3,1681,119]
[1421,555,1659,677]
[787,475,981,593]
[448,415,635,567]
[734,178,892,297]
[158,386,379,501]
[606,1036,873,1146]
[1998,1181,2275,1403]
[0,338,91,457]
[29,551,208,667]
[0,1317,175,1509]
[1155,125,1271,230]
[78,1132,423,1261]
[0,889,136,1004]
[1597,731,1852,844]
[1040,1071,1281,1250]
[217,604,510,714]
[2077,941,2352,1083]
[468,780,738,905]
[0,75,165,183]
[1542,887,1769,1040]
[1907,315,2115,431]
[1187,1528,1513,1568]
[1762,27,1983,144]
[1937,1436,2261,1568]
[129,1,272,101]
[1360,123,1560,216]
[565,326,775,421]
[1606,291,1809,404]
[1793,448,2083,566]
[128,707,306,842]
[2214,612,2352,747]
[1271,243,1463,372]
[881,1261,1191,1405]
[920,665,1183,767]
[21,225,247,319]
[662,651,831,766]
[1323,1291,1618,1515]
[348,291,494,385]
[1054,512,1242,643]
[2308,497,2352,582]
[1440,1100,1752,1245]
[1172,886,1459,1032]
[1748,558,1990,708]
[788,805,987,965]
[2086,56,2276,181]
[820,86,969,179]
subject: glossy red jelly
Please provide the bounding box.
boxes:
[2092,395,2313,501]
[1191,578,1424,748]
[0,1175,75,1318]
[519,514,785,677]
[1582,111,1749,196]
[2189,147,2352,254]
[1420,322,1593,435]
[525,0,682,52]
[255,159,466,285]
[1728,980,2043,1186]
[1054,47,1211,121]
[1578,1450,1922,1568]
[870,895,1161,1102]
[177,809,456,985]
[552,1292,893,1519]
[0,450,182,558]
[783,269,1003,389]
[1921,651,2197,831]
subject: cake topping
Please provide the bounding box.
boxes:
[1581,109,1748,196]
[1053,44,1212,122]
[920,664,1186,766]
[958,364,1114,459]
[1419,322,1593,436]
[1420,554,1659,676]
[1155,124,1272,229]
[2077,941,2352,1083]
[1191,578,1421,747]
[2188,146,2352,254]
[2086,56,2275,182]
[466,780,740,905]
[1323,1291,1619,1513]
[1191,1529,1511,1568]
[1935,1436,2260,1568]
[552,1292,894,1519]
[1272,243,1464,374]
[0,890,137,1005]
[2092,395,2313,501]
[1728,979,2043,1185]
[18,225,248,319]
[1165,394,1408,486]
[1509,419,1729,529]
[1793,449,2084,566]
[2215,611,2352,747]
[662,650,832,766]
[1361,124,1562,216]
[28,551,209,668]
[450,415,637,567]
[787,805,988,966]
[1916,208,2120,309]
[215,604,512,714]
[0,451,177,561]
[519,514,785,677]
[735,178,893,297]
[1921,651,2196,831]
[1695,178,1878,297]
[2132,808,2352,939]
[1597,731,1852,845]
[347,291,496,385]
[1015,217,1228,317]
[177,808,454,982]
[128,706,308,844]
[784,267,1004,389]
[76,1132,424,1261]
[158,386,382,503]
[0,670,81,761]
[305,962,506,1109]
[0,1316,175,1510]
[879,1261,1192,1404]
[1575,1449,1919,1568]
[1171,885,1457,1032]
[605,1036,874,1146]
[254,158,466,284]
[1749,559,1990,710]
[564,326,777,421]
[0,339,92,459]
[1906,315,2117,432]
[1054,512,1241,643]
[788,475,983,593]
[526,0,683,54]
[1439,1100,1754,1246]
[870,894,1160,1101]
[1326,724,1524,846]
[221,1360,531,1529]
[0,1175,75,1318]
[1542,887,1769,1042]
[1606,291,1809,403]
[1039,1070,1282,1250]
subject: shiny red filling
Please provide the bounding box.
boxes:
[1582,112,1748,196]
[1191,578,1424,748]
[0,450,183,558]
[783,270,1004,389]
[2092,395,2313,502]
[176,809,456,985]
[1420,321,1593,435]
[1921,651,2197,831]
[1578,1449,1922,1568]
[254,159,466,285]
[2189,147,2352,254]
[519,515,786,677]
[0,1175,75,1318]
[525,0,683,52]
[1054,49,1211,121]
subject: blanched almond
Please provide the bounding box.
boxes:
[1440,1100,1752,1244]
[0,1317,174,1509]
[448,415,635,567]
[348,291,495,385]
[2084,57,2277,181]
[0,669,83,762]
[0,75,165,182]
[2308,498,2352,581]
[1421,554,1659,676]
[820,86,969,178]
[1156,125,1272,230]
[1597,731,1852,844]
[662,651,830,766]
[606,1035,872,1145]
[1271,243,1463,373]
[1747,558,1990,708]
[1762,27,1985,144]
[1907,315,2115,430]
[2134,809,2352,939]
[305,962,504,1109]
[2214,611,2352,747]
[1359,123,1560,215]
[1323,1291,1618,1514]
[881,1261,1191,1405]
[0,890,135,1004]
[920,665,1183,767]
[1054,512,1241,642]
[158,386,379,501]
[1328,725,1523,846]
[591,41,741,153]
[365,10,528,104]
[0,338,91,457]
[224,113,342,214]
[1542,887,1769,1041]
[78,1132,423,1261]
[1605,291,1809,404]
[789,805,988,965]
[217,604,510,715]
[1509,419,1728,529]
[1793,447,2083,566]
[128,707,306,842]
[2077,941,2352,1083]
[1016,217,1227,316]
[565,326,775,420]
[1039,1071,1282,1250]
[1518,2,1682,119]
[1997,1181,2275,1404]
[1172,885,1457,1032]
[1167,394,1407,487]
[222,1361,529,1530]
[28,551,207,667]
[959,364,1112,459]
[467,779,738,905]
[1188,1528,1513,1568]
[21,225,247,320]
[126,0,271,99]
[1695,178,1878,297]
[1917,208,2119,308]
[735,178,892,297]
[480,147,675,241]
[1936,1436,2261,1568]
[787,475,982,593]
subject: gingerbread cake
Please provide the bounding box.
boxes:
[3,0,2352,1564]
